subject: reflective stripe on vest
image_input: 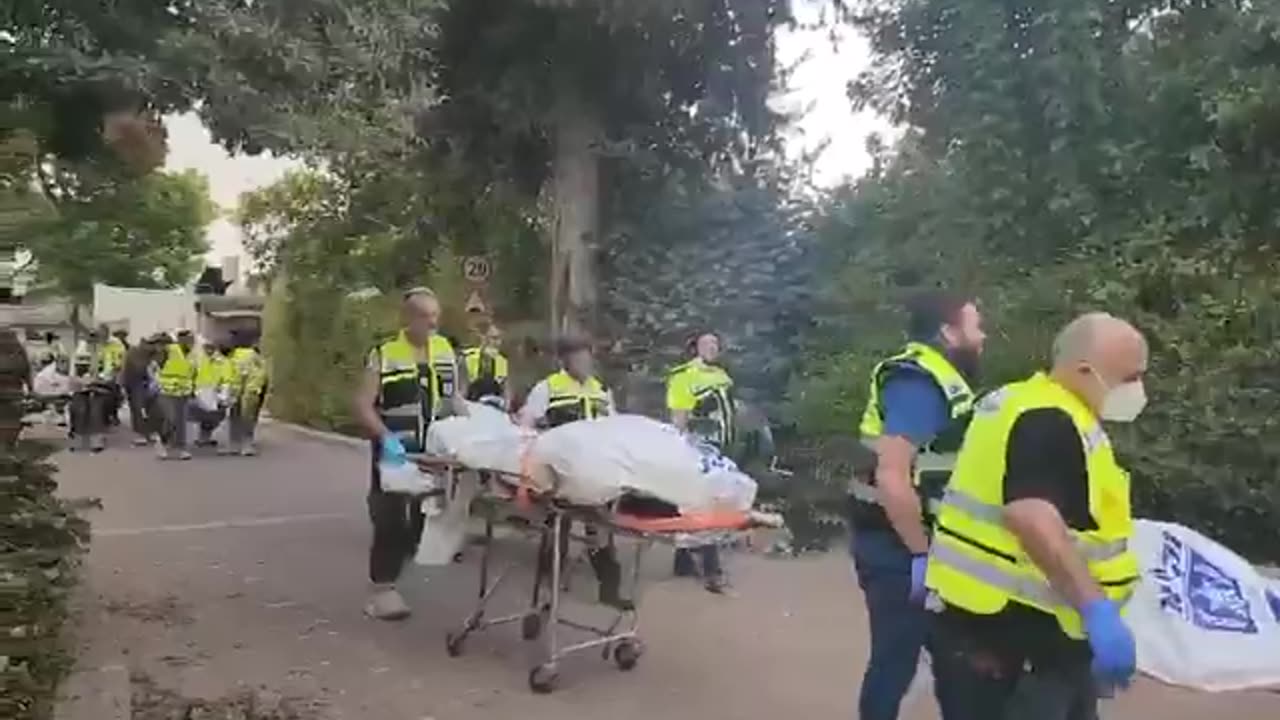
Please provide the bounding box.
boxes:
[937,487,1129,562]
[925,372,1139,639]
[376,332,457,449]
[544,371,609,427]
[852,342,974,508]
[667,360,735,448]
[858,342,974,441]
[463,347,508,383]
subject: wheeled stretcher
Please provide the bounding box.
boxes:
[414,456,779,694]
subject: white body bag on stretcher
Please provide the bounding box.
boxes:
[1128,519,1280,691]
[524,414,757,513]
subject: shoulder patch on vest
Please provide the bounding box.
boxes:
[1082,425,1110,454]
[975,388,1008,414]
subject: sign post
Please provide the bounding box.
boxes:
[461,256,493,330]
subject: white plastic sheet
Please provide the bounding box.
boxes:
[194,388,221,413]
[527,414,758,512]
[423,402,530,476]
[377,461,437,495]
[414,470,479,566]
[1129,519,1280,691]
[424,410,758,512]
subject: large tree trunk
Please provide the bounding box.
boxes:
[548,88,602,339]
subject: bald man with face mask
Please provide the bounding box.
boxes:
[925,312,1147,719]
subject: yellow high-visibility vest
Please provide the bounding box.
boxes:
[666,359,735,448]
[852,341,975,513]
[462,347,509,385]
[158,344,195,396]
[925,372,1139,639]
[544,370,610,428]
[373,331,457,450]
[196,352,234,391]
[101,337,126,376]
[230,347,268,399]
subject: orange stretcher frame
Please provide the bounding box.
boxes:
[413,455,775,694]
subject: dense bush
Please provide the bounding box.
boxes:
[0,442,95,720]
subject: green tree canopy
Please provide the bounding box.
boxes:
[790,0,1280,559]
[17,169,214,299]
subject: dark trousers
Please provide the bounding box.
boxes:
[68,389,107,446]
[535,518,625,605]
[673,545,722,577]
[851,527,956,720]
[228,398,260,445]
[103,383,121,425]
[159,394,190,449]
[125,383,156,437]
[930,623,1099,720]
[367,453,425,584]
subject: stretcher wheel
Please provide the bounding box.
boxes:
[529,663,559,694]
[445,631,465,657]
[613,639,643,671]
[521,612,542,640]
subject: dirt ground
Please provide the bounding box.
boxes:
[49,422,1280,720]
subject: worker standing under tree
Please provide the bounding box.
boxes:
[519,336,631,610]
[228,331,268,456]
[193,339,235,452]
[849,290,985,720]
[462,323,511,408]
[157,330,197,461]
[666,330,735,593]
[353,287,468,621]
[100,325,127,427]
[925,312,1144,719]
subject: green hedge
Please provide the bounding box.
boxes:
[0,442,94,720]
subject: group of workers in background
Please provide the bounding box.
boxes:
[27,325,269,460]
[851,290,1145,720]
[353,287,742,621]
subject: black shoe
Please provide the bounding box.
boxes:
[704,574,728,595]
[599,585,635,611]
[590,548,633,610]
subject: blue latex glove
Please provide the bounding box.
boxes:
[1082,598,1136,691]
[909,553,928,604]
[379,434,407,467]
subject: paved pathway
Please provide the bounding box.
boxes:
[50,422,1280,719]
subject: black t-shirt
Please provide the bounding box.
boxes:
[938,407,1094,667]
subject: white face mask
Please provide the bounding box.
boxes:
[1093,372,1147,423]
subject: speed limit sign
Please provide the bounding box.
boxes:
[462,256,492,283]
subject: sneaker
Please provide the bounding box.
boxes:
[239,443,257,457]
[704,574,729,595]
[364,587,411,621]
[176,450,193,461]
[155,443,169,460]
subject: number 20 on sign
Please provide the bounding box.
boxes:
[462,256,492,283]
